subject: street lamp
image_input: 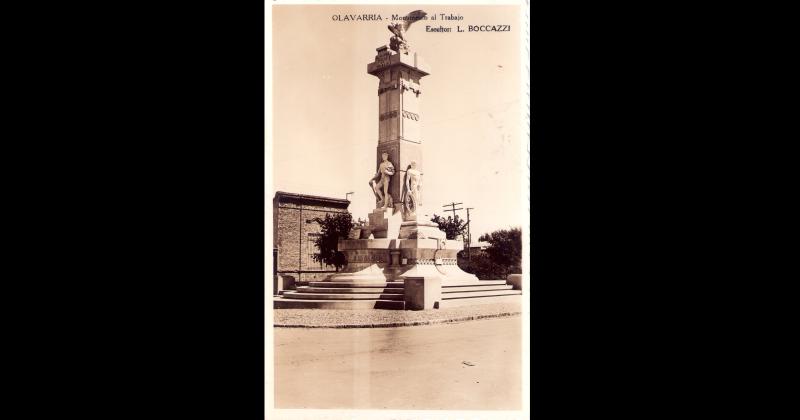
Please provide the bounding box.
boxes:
[345,192,354,201]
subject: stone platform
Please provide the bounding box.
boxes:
[273,279,522,310]
[327,237,480,284]
[272,234,523,310]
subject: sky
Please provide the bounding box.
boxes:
[270,4,525,240]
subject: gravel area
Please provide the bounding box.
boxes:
[273,301,522,328]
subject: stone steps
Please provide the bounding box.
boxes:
[273,298,405,310]
[275,280,407,309]
[308,281,405,288]
[443,280,508,286]
[441,285,513,293]
[297,286,405,294]
[281,291,404,301]
[272,279,521,311]
[437,294,522,308]
[441,289,522,299]
[437,282,522,308]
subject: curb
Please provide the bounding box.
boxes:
[273,311,521,329]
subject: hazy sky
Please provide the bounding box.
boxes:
[271,4,524,239]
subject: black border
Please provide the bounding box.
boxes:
[23,0,742,417]
[51,3,269,417]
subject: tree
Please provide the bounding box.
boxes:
[458,227,522,279]
[458,252,509,280]
[430,214,468,240]
[479,227,522,272]
[311,213,353,271]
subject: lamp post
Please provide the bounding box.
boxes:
[345,192,354,201]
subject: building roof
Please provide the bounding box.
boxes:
[273,191,350,207]
[468,241,491,249]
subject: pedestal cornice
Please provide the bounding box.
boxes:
[367,50,431,77]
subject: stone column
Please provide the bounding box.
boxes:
[367,47,429,211]
[368,46,442,239]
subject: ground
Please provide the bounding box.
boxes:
[273,316,522,410]
[273,301,521,328]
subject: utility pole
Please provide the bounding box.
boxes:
[465,207,474,260]
[442,202,463,218]
[442,202,463,241]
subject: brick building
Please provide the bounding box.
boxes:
[272,191,351,282]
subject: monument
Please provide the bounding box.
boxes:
[324,10,480,285]
[273,10,523,310]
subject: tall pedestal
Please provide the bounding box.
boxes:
[367,46,430,215]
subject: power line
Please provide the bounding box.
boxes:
[442,202,463,219]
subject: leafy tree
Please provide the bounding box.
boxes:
[479,227,522,271]
[458,227,522,279]
[311,213,353,271]
[430,214,468,240]
[458,252,510,280]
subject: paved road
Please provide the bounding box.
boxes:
[273,316,522,410]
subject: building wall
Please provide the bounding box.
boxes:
[273,193,350,282]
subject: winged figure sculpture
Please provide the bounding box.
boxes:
[387,10,427,52]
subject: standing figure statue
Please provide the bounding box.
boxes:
[369,152,395,209]
[402,160,422,215]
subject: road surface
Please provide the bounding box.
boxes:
[273,316,522,410]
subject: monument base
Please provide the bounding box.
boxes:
[325,238,479,285]
[397,205,446,239]
[367,205,404,239]
[398,221,445,240]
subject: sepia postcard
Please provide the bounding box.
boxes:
[267,1,530,419]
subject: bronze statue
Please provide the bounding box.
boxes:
[387,10,427,53]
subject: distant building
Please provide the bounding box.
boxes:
[273,191,351,282]
[466,241,491,253]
